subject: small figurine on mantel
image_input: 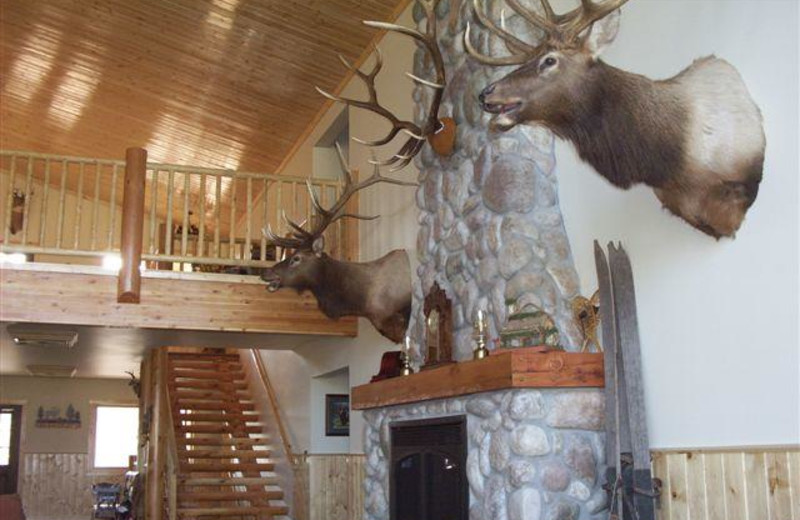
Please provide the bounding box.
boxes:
[572,291,603,353]
[499,298,562,350]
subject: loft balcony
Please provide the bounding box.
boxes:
[0,149,358,336]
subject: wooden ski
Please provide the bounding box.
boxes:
[596,241,659,519]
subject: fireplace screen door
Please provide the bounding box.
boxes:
[390,416,467,520]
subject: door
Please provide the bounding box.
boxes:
[0,405,22,494]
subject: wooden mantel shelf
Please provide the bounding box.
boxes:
[351,348,604,410]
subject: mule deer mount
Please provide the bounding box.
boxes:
[261,145,415,343]
[316,0,455,171]
[465,0,765,238]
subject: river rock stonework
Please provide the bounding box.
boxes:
[362,389,607,520]
[407,0,582,358]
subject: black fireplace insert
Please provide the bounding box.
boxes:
[390,416,468,520]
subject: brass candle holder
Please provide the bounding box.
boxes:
[401,336,415,376]
[473,309,490,360]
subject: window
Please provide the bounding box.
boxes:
[0,411,12,465]
[93,405,138,468]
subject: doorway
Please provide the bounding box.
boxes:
[0,405,22,494]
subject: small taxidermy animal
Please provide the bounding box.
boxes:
[467,0,765,238]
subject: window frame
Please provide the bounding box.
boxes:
[88,400,138,475]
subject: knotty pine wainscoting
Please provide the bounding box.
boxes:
[19,453,126,520]
[298,448,798,520]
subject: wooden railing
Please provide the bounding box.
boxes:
[0,148,348,272]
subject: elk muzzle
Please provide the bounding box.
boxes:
[260,270,282,292]
[478,82,523,131]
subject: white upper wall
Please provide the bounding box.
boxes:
[556,0,799,448]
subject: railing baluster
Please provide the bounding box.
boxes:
[260,178,268,262]
[198,174,206,258]
[39,159,50,247]
[246,177,252,262]
[3,155,16,240]
[56,160,67,249]
[91,161,101,250]
[107,163,119,250]
[214,175,221,258]
[276,181,282,235]
[229,174,237,259]
[21,156,33,245]
[149,169,159,255]
[166,169,174,257]
[181,171,189,258]
[73,161,84,249]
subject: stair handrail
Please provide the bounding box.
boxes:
[161,354,180,520]
[249,349,295,462]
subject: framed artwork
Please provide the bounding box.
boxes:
[325,394,350,437]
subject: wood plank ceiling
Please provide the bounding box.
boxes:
[0,0,407,173]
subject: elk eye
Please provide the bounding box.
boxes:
[541,56,557,70]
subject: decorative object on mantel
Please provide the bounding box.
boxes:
[261,145,415,343]
[422,282,454,369]
[500,298,561,350]
[466,0,765,239]
[36,404,81,429]
[572,290,602,352]
[316,0,454,170]
[595,241,659,518]
[400,336,415,376]
[325,394,350,437]
[9,189,27,235]
[472,308,490,360]
[370,351,404,382]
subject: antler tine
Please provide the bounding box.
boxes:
[464,21,534,66]
[263,225,307,249]
[564,0,630,41]
[470,0,542,57]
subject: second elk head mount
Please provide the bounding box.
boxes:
[465,0,765,239]
[316,0,454,170]
[261,145,415,343]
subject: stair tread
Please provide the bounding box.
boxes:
[177,506,289,517]
[179,476,279,486]
[180,449,271,458]
[182,461,275,471]
[178,490,284,502]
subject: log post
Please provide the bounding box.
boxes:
[118,147,147,303]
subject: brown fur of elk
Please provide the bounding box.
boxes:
[466,0,765,239]
[260,146,414,343]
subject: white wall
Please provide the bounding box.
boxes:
[259,350,313,452]
[555,0,799,448]
[309,367,350,453]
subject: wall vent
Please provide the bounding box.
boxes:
[10,328,78,349]
[26,365,77,378]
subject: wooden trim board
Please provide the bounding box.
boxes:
[0,265,357,335]
[351,348,604,410]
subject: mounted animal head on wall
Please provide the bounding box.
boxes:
[316,0,455,170]
[465,0,766,238]
[260,145,415,343]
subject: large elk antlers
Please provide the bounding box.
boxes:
[263,144,416,251]
[316,0,450,171]
[465,0,629,65]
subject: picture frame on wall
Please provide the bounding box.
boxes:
[325,394,350,437]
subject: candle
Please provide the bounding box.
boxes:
[403,335,412,353]
[476,309,486,331]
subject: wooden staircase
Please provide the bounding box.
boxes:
[168,352,291,520]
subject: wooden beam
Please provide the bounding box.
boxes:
[351,348,604,410]
[118,147,147,303]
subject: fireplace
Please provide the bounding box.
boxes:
[390,416,468,520]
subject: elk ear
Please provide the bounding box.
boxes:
[312,236,325,257]
[582,9,621,59]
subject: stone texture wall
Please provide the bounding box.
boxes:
[409,0,582,359]
[362,389,607,520]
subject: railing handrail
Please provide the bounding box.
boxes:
[0,149,341,186]
[250,349,295,462]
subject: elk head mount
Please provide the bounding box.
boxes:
[316,0,455,170]
[465,0,765,239]
[260,146,415,343]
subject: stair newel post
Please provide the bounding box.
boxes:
[118,147,147,303]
